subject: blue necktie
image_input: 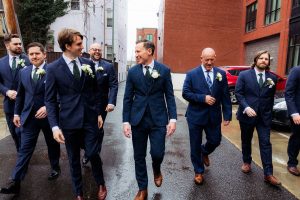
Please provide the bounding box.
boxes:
[206,71,213,90]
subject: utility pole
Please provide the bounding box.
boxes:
[2,0,18,34]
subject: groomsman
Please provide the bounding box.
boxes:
[235,50,280,185]
[81,43,118,166]
[45,28,107,200]
[0,34,30,152]
[285,65,300,176]
[182,48,232,185]
[0,42,61,195]
[123,40,177,200]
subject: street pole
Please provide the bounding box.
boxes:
[2,0,18,34]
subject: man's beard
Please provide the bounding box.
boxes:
[10,49,22,55]
[91,55,101,61]
[256,64,267,70]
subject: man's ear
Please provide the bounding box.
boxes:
[147,48,152,56]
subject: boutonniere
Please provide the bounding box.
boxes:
[96,66,104,72]
[17,59,26,68]
[215,72,222,81]
[81,64,95,78]
[266,78,275,88]
[36,68,46,77]
[151,69,160,79]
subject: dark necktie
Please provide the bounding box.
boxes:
[258,73,263,88]
[11,57,17,76]
[206,71,213,90]
[32,67,39,83]
[145,66,151,79]
[72,60,80,80]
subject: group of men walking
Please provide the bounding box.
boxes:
[0,28,299,200]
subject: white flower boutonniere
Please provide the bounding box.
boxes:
[151,70,160,79]
[216,72,222,81]
[81,64,95,78]
[36,68,46,77]
[266,78,275,88]
[96,66,104,72]
[17,59,26,68]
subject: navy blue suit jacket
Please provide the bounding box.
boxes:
[235,69,277,126]
[285,66,300,116]
[95,59,118,109]
[182,66,232,125]
[45,57,102,130]
[123,61,177,126]
[0,54,30,114]
[14,65,48,125]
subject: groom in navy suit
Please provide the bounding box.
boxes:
[0,34,30,152]
[235,50,280,186]
[44,29,107,200]
[182,48,232,185]
[0,42,61,195]
[285,65,300,176]
[123,40,177,200]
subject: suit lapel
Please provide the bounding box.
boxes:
[79,58,87,91]
[3,56,14,81]
[250,69,260,94]
[59,57,81,92]
[24,65,35,94]
[148,61,160,93]
[137,64,148,93]
[197,66,211,93]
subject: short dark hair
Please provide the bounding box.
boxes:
[136,39,155,56]
[57,28,83,52]
[26,42,45,53]
[3,34,20,44]
[251,50,271,70]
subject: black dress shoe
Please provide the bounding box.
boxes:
[48,169,61,180]
[82,156,89,168]
[0,181,20,194]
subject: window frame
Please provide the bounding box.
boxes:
[245,1,257,32]
[71,0,80,10]
[265,0,281,25]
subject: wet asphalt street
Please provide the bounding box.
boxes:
[0,82,298,200]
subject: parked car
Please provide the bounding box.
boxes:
[272,98,290,127]
[218,66,287,103]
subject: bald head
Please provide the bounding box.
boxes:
[201,47,216,71]
[89,43,102,61]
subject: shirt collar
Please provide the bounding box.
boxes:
[9,54,20,60]
[33,61,46,70]
[142,59,154,69]
[254,67,265,76]
[62,53,80,65]
[201,65,214,73]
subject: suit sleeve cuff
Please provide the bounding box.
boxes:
[170,119,177,123]
[123,122,130,125]
[52,126,60,132]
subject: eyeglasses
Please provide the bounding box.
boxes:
[91,48,101,52]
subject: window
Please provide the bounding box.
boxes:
[265,0,281,25]
[0,0,3,10]
[245,2,257,32]
[93,4,96,13]
[286,35,300,73]
[146,34,153,42]
[71,0,80,10]
[293,0,300,8]
[106,9,113,27]
[106,45,113,60]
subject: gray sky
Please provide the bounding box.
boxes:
[127,0,160,61]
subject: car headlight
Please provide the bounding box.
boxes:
[273,101,287,110]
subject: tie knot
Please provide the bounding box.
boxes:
[258,73,263,77]
[145,66,150,70]
[12,56,16,60]
[72,60,77,64]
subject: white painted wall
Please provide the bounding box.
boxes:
[171,73,186,91]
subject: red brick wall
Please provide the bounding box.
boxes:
[136,28,158,59]
[159,0,243,73]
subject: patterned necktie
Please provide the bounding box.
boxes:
[12,57,17,71]
[32,67,39,83]
[258,73,263,88]
[72,60,80,80]
[206,71,213,90]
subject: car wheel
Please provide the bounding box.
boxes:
[229,88,237,104]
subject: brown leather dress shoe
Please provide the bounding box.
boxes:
[98,185,107,200]
[194,173,204,185]
[75,196,84,200]
[154,172,163,187]
[134,189,148,200]
[203,154,210,167]
[241,163,251,173]
[287,166,300,176]
[264,175,281,186]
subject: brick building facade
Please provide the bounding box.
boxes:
[136,28,158,58]
[158,0,300,76]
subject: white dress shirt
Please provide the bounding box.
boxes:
[31,62,46,78]
[9,54,21,68]
[62,54,82,76]
[254,67,265,83]
[201,65,214,84]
